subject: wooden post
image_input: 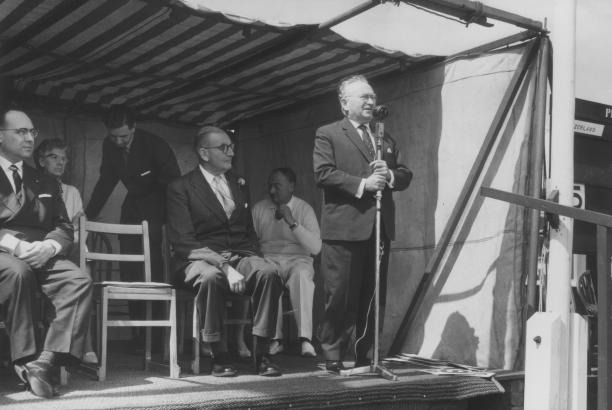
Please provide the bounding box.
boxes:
[528,0,576,408]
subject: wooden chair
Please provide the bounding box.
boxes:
[80,217,179,381]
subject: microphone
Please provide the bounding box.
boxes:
[373,105,389,121]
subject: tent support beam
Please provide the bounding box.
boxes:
[525,36,550,318]
[388,39,539,355]
[402,0,544,32]
[445,30,539,62]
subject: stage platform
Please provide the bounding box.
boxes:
[0,342,507,410]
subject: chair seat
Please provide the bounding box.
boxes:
[95,281,172,288]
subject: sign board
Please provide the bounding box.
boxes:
[574,120,604,137]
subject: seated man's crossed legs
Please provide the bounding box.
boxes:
[267,255,316,357]
[183,254,283,377]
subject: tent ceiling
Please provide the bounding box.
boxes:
[0,0,439,127]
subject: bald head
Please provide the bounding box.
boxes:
[0,110,36,163]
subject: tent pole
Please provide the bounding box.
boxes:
[526,36,550,319]
[402,0,543,31]
[318,0,379,30]
[389,39,539,355]
[525,0,576,408]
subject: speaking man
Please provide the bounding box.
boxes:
[313,75,412,373]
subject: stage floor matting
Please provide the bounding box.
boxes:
[0,343,503,410]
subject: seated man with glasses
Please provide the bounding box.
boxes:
[166,126,284,377]
[0,109,93,398]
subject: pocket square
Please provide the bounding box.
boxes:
[38,193,52,198]
[140,170,152,176]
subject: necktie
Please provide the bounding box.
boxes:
[358,124,375,159]
[9,164,22,194]
[212,176,235,218]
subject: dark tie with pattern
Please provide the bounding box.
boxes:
[358,124,375,159]
[9,164,22,194]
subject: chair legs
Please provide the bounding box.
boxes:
[191,301,200,374]
[169,291,180,378]
[99,289,109,382]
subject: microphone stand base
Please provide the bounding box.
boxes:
[339,363,398,381]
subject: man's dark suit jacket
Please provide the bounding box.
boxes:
[166,168,258,276]
[0,163,72,250]
[85,129,180,222]
[313,117,412,241]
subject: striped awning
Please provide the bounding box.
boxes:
[0,0,434,126]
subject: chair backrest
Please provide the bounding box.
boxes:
[79,216,152,282]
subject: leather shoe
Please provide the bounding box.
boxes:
[211,353,237,377]
[255,354,282,377]
[14,360,56,398]
[325,360,346,374]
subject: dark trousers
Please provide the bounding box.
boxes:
[318,233,390,361]
[119,207,164,322]
[0,254,93,362]
[183,256,282,343]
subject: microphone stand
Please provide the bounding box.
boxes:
[340,111,398,381]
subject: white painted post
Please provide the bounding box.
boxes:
[525,0,576,409]
[569,313,588,410]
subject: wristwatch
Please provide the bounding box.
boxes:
[289,221,299,231]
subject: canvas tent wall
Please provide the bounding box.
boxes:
[0,0,549,369]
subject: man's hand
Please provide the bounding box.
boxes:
[18,241,55,269]
[276,204,296,226]
[188,247,227,266]
[364,173,386,192]
[14,240,33,257]
[225,265,246,294]
[370,159,391,181]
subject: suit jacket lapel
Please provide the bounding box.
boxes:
[22,165,39,205]
[226,172,244,218]
[0,167,20,218]
[341,118,372,162]
[189,168,228,223]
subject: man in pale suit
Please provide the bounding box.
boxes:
[166,126,283,377]
[0,109,92,398]
[313,75,412,373]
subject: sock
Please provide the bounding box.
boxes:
[37,351,57,365]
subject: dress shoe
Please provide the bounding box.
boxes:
[300,340,316,357]
[325,360,346,374]
[268,339,284,355]
[211,352,237,377]
[14,360,56,398]
[255,354,282,377]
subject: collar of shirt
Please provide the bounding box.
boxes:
[198,164,227,186]
[348,119,371,135]
[0,155,23,186]
[0,155,22,173]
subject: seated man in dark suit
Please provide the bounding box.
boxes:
[0,109,93,398]
[166,126,283,377]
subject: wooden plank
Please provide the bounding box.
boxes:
[596,226,612,410]
[106,320,171,327]
[389,40,538,355]
[481,187,612,229]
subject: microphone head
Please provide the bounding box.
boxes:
[373,105,389,120]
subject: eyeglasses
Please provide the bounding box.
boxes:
[202,143,235,154]
[0,128,39,138]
